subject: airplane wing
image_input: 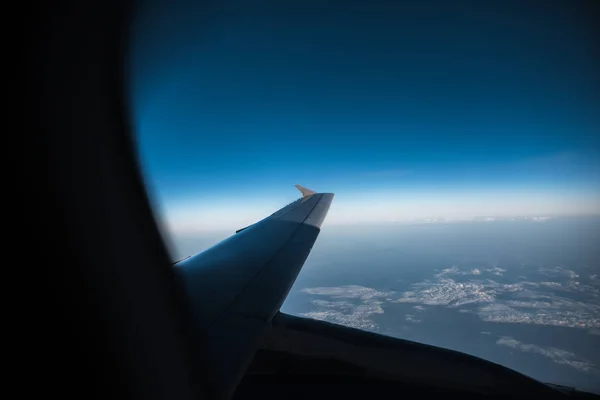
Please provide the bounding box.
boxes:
[174,185,334,399]
[173,186,568,400]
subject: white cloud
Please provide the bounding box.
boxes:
[161,188,600,232]
[302,285,394,300]
[301,306,382,331]
[486,267,506,276]
[531,216,552,222]
[496,337,597,373]
[405,314,422,323]
[437,265,503,278]
[539,266,580,280]
[300,285,393,331]
[396,278,495,307]
[435,266,461,278]
[395,267,600,329]
[298,264,600,335]
[313,188,600,226]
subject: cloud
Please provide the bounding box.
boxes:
[435,266,461,278]
[395,267,600,329]
[405,314,422,323]
[299,265,600,333]
[396,278,495,307]
[163,187,600,233]
[476,302,598,328]
[300,285,393,331]
[302,285,394,300]
[531,216,552,222]
[496,337,597,373]
[436,265,498,278]
[539,266,580,280]
[486,267,506,276]
[301,306,382,331]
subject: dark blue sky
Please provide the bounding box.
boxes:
[131,0,599,230]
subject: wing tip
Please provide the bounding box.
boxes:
[295,184,316,197]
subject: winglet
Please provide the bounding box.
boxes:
[295,184,316,198]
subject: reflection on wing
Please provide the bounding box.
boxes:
[174,187,334,399]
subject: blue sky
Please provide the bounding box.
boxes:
[130,0,599,232]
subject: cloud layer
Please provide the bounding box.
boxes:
[496,337,597,373]
[300,286,393,331]
[396,265,600,329]
[301,265,600,332]
[298,264,600,377]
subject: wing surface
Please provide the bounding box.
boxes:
[174,188,334,398]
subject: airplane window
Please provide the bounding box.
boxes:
[130,0,600,394]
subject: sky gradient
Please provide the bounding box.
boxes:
[130,0,600,232]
